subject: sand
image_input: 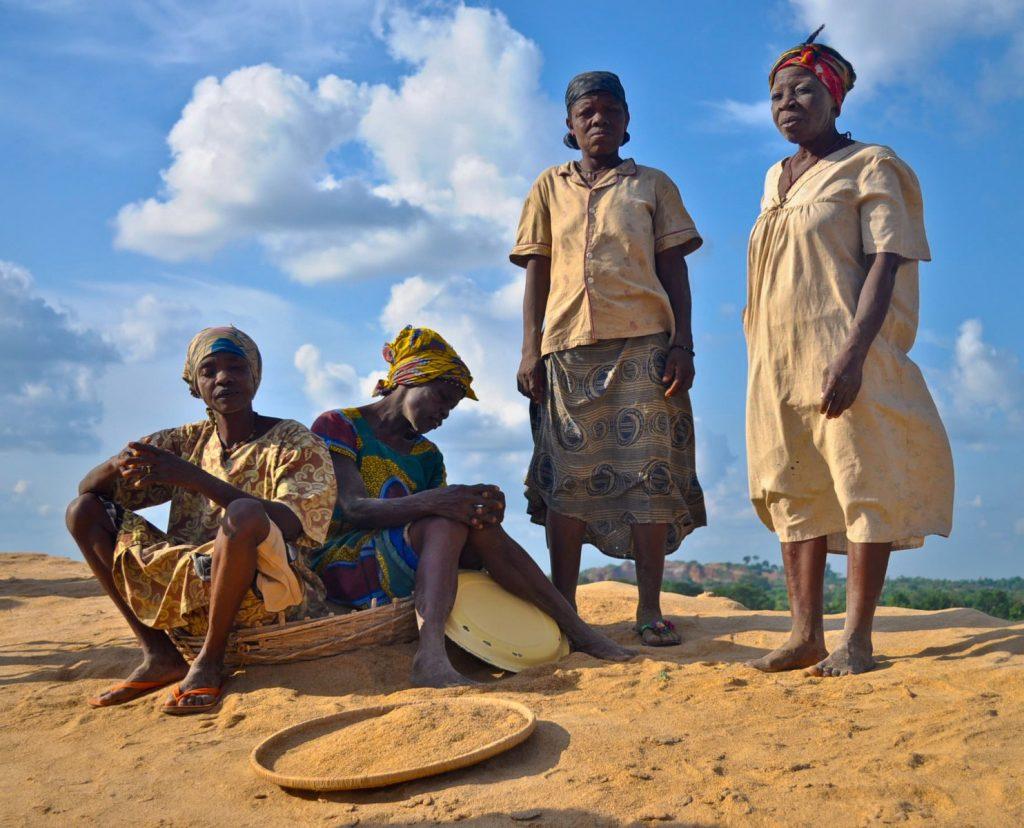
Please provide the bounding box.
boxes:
[271,701,526,779]
[2,551,1023,826]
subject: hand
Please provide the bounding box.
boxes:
[662,348,695,397]
[517,353,546,404]
[117,441,200,490]
[820,349,865,419]
[432,484,506,529]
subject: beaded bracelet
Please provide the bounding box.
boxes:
[669,344,696,357]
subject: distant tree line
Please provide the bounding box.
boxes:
[662,569,1024,621]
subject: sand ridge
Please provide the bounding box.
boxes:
[2,552,1023,826]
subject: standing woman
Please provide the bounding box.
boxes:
[744,29,954,676]
[513,72,707,646]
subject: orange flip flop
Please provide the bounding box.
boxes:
[87,679,178,708]
[161,685,225,716]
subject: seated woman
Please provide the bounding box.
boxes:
[66,326,335,714]
[311,326,634,687]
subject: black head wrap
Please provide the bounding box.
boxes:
[563,71,630,149]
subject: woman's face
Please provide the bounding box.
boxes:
[770,65,837,144]
[195,352,256,415]
[567,91,629,157]
[400,379,465,435]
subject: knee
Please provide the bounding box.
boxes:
[65,493,107,536]
[410,516,469,552]
[219,498,269,542]
[417,515,468,538]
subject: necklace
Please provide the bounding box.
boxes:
[577,161,618,187]
[220,411,258,454]
[781,132,852,196]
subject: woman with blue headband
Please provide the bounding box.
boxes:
[512,71,707,646]
[65,326,335,713]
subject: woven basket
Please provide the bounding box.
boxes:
[168,597,418,666]
[250,697,537,791]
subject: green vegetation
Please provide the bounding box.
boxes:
[660,563,1024,621]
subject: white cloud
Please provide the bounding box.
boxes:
[979,29,1024,102]
[361,5,556,226]
[16,0,376,70]
[709,100,771,129]
[114,5,555,284]
[294,343,383,414]
[110,293,200,362]
[12,480,30,496]
[950,318,1022,420]
[0,261,117,452]
[788,0,1022,94]
[715,0,1024,128]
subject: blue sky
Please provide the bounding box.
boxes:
[1,0,1021,577]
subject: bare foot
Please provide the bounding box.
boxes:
[571,631,636,662]
[168,653,226,708]
[746,638,828,673]
[410,650,478,688]
[93,649,188,705]
[805,637,875,677]
[635,608,681,647]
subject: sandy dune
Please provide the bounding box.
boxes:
[2,551,1022,826]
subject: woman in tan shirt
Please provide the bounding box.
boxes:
[512,71,706,646]
[745,30,954,676]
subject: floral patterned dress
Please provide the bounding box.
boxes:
[109,418,335,634]
[309,408,446,608]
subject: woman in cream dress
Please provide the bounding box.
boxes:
[744,29,954,676]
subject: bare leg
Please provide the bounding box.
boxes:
[173,499,267,707]
[747,537,829,672]
[545,510,586,609]
[631,523,680,646]
[808,541,891,677]
[465,526,634,661]
[407,516,477,688]
[65,494,187,704]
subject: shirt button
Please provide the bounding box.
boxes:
[587,277,595,284]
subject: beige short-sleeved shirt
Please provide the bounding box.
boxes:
[745,142,953,552]
[510,159,702,356]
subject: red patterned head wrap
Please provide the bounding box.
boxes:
[769,26,856,114]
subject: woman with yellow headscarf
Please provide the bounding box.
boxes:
[310,325,632,688]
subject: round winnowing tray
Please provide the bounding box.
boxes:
[250,696,537,791]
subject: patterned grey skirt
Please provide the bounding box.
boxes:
[525,333,707,559]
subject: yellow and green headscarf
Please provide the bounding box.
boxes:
[373,326,477,401]
[181,326,262,398]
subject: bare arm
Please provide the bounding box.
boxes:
[820,252,901,418]
[517,255,551,404]
[78,456,122,497]
[654,245,696,397]
[119,441,304,540]
[329,454,505,531]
